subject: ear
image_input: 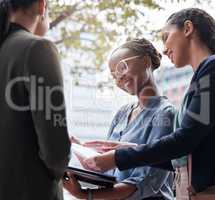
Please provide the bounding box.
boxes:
[183,20,194,37]
[38,0,46,16]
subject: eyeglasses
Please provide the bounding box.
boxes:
[112,55,141,79]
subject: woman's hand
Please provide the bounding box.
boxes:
[83,140,119,153]
[63,173,86,199]
[70,136,82,145]
[84,140,137,153]
[74,153,94,170]
[83,150,117,172]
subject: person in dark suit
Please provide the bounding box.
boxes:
[74,8,215,200]
[0,0,71,200]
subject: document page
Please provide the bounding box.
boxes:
[72,143,101,159]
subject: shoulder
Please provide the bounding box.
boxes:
[107,104,131,136]
[151,98,176,129]
[7,30,54,47]
[23,38,60,68]
[2,31,58,59]
[26,35,57,55]
[195,55,215,80]
[13,31,57,54]
[111,103,132,123]
[154,97,176,117]
[114,103,131,116]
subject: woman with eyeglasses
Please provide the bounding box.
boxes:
[0,1,71,200]
[63,38,175,200]
[69,8,215,200]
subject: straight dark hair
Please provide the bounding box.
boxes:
[0,0,38,45]
[167,8,215,54]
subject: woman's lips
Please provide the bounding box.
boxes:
[124,79,133,89]
[169,52,174,63]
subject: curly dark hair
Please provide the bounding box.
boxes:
[114,38,162,70]
[167,8,215,54]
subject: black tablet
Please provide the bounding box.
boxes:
[65,166,117,188]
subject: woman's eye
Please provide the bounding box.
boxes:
[117,62,127,73]
[162,34,168,43]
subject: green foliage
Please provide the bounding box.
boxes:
[48,0,212,75]
[48,0,162,73]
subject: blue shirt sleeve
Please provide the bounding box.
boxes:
[120,107,175,199]
[122,167,173,200]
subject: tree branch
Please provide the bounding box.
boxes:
[54,35,94,45]
[50,3,79,29]
[54,24,89,44]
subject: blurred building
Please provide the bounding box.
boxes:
[155,65,193,107]
[63,64,133,141]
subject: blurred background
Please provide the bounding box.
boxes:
[46,0,214,199]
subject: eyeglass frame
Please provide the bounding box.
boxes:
[112,55,142,79]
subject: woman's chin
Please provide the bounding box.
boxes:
[122,83,138,95]
[173,60,188,68]
[124,88,137,96]
[175,64,187,68]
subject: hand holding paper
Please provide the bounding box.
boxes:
[70,136,82,145]
[84,140,137,153]
[71,139,137,171]
[83,150,117,172]
[72,143,101,159]
[71,143,101,170]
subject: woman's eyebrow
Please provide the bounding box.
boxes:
[161,32,167,42]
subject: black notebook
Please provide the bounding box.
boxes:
[65,166,117,188]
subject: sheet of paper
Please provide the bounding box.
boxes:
[72,143,101,159]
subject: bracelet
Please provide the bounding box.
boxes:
[87,188,93,200]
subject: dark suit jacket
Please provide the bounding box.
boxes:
[0,24,71,200]
[115,55,215,193]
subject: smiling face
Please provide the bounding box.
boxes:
[161,24,191,68]
[109,48,151,95]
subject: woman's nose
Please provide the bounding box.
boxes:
[117,74,125,83]
[163,47,168,55]
[114,73,126,86]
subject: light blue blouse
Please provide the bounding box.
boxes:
[106,96,175,200]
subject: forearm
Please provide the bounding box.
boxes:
[115,124,210,170]
[115,132,186,170]
[115,74,215,170]
[151,161,174,171]
[79,183,137,200]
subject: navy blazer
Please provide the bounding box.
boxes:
[115,55,215,193]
